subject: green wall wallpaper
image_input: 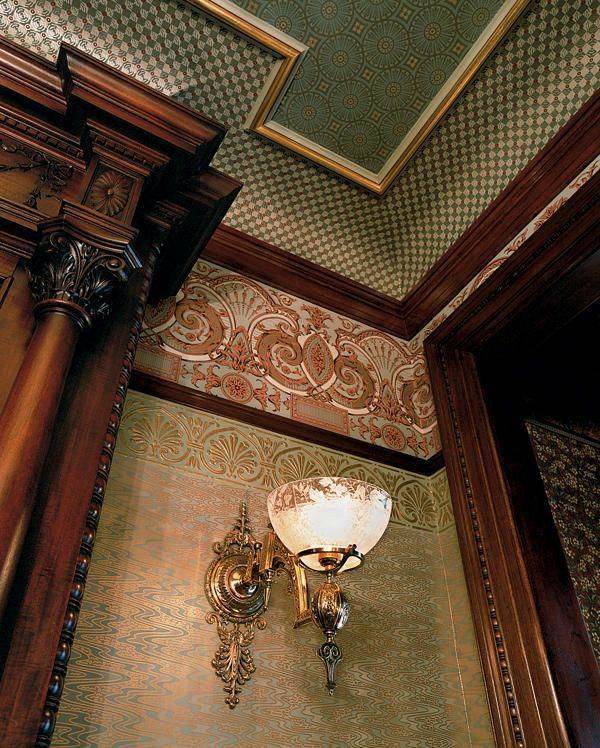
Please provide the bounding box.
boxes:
[235,0,505,171]
[2,0,597,299]
[53,392,493,746]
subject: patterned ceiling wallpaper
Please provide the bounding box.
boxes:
[527,421,600,660]
[53,392,493,747]
[235,0,505,171]
[137,260,439,458]
[2,0,597,299]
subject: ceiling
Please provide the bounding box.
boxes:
[235,0,514,185]
[5,0,597,300]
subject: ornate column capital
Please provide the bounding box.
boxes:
[30,202,141,329]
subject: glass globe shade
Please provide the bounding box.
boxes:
[267,477,392,572]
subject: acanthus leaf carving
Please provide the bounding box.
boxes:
[29,229,140,327]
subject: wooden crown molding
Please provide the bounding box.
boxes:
[204,92,600,341]
[0,36,242,302]
[131,372,444,477]
[202,224,408,337]
[400,89,600,338]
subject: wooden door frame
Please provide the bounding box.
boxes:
[425,170,600,747]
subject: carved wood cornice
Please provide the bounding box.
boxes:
[0,37,242,300]
[57,44,226,159]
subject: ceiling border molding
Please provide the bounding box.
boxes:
[202,223,408,337]
[205,92,600,339]
[130,371,445,476]
[187,0,532,195]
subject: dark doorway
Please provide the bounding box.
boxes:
[426,171,600,746]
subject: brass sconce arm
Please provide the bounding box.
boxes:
[205,502,359,707]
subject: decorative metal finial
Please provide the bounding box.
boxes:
[311,575,349,695]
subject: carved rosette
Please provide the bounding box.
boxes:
[29,221,140,329]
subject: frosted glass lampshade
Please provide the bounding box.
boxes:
[267,477,392,572]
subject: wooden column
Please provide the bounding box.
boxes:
[0,206,138,616]
[0,35,240,745]
[0,307,80,613]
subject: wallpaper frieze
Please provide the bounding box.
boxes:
[120,392,443,531]
[134,155,599,460]
[137,262,439,457]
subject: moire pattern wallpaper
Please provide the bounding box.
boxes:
[137,263,439,458]
[2,0,597,297]
[54,392,492,747]
[528,421,600,660]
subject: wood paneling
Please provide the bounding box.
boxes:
[131,371,444,476]
[0,35,240,745]
[426,170,600,746]
[205,93,600,340]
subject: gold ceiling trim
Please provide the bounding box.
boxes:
[189,0,532,196]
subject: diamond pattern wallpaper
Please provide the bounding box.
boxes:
[237,0,505,172]
[1,0,597,298]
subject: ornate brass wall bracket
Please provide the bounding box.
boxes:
[205,501,311,708]
[205,501,364,706]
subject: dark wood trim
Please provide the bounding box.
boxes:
[204,93,599,341]
[425,169,600,746]
[202,224,408,337]
[130,371,443,476]
[403,91,600,337]
[0,35,241,746]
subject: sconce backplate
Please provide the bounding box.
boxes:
[204,501,312,708]
[204,501,267,709]
[205,551,265,622]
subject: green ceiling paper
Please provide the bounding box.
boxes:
[238,0,505,171]
[3,0,598,300]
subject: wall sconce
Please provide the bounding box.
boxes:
[205,477,391,707]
